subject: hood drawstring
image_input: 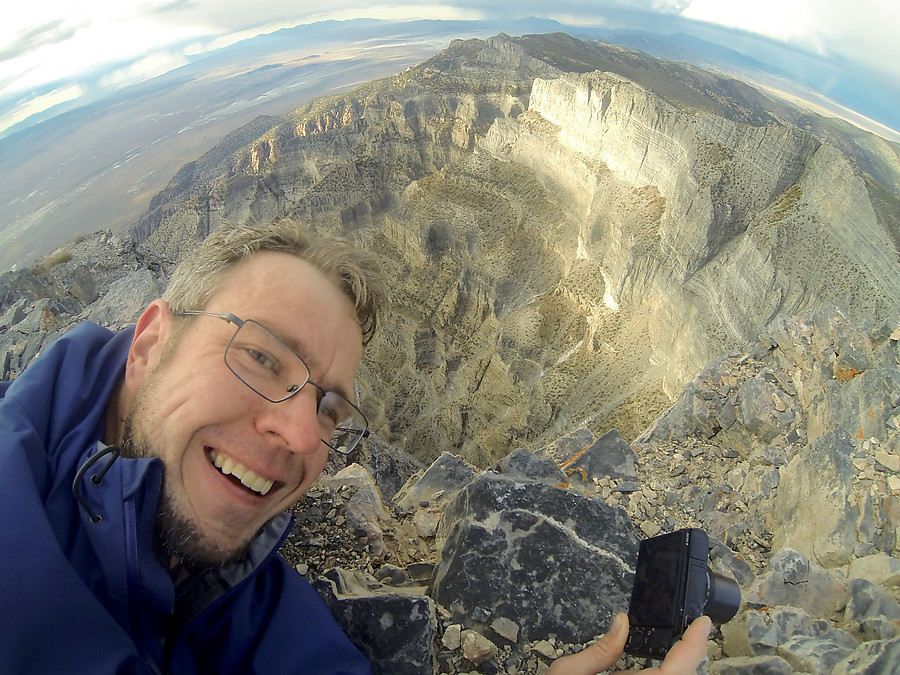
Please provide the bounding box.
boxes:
[72,444,121,524]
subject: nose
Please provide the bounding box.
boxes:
[254,387,323,455]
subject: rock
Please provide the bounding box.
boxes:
[721,610,770,657]
[776,633,855,674]
[709,537,755,587]
[531,640,557,660]
[406,562,435,582]
[874,450,900,473]
[490,616,520,643]
[353,434,424,501]
[460,630,498,665]
[432,473,639,645]
[314,568,437,675]
[498,447,567,486]
[707,654,795,675]
[322,464,390,557]
[393,452,479,512]
[773,429,858,567]
[442,623,462,650]
[560,429,637,493]
[748,550,848,619]
[82,267,161,327]
[844,578,900,622]
[374,564,407,585]
[832,636,900,675]
[737,376,794,444]
[859,617,898,642]
[551,428,594,461]
[413,509,441,539]
[639,520,661,537]
[847,553,900,587]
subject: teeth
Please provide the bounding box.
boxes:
[209,450,274,496]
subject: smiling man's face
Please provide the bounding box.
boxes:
[115,251,363,566]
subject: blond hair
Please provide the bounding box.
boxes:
[162,220,385,344]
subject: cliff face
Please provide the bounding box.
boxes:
[132,33,900,466]
[487,70,900,397]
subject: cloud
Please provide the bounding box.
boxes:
[98,50,190,88]
[149,0,199,13]
[0,18,83,62]
[678,0,900,77]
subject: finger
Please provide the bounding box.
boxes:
[657,616,713,674]
[546,613,629,675]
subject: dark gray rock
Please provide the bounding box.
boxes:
[737,376,793,444]
[748,549,848,619]
[392,452,479,512]
[709,536,755,587]
[859,617,899,642]
[352,433,424,502]
[315,568,437,675]
[844,578,900,622]
[708,654,795,675]
[497,447,566,486]
[560,429,637,491]
[777,634,855,674]
[81,267,161,328]
[432,473,639,644]
[832,636,900,675]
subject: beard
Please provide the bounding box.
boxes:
[120,380,252,570]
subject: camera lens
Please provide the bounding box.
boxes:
[705,571,741,625]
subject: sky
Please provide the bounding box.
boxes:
[2,0,899,136]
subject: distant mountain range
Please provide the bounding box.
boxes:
[1,19,897,274]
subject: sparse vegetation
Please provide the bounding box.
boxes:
[30,249,73,275]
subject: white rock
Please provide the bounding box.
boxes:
[490,616,520,642]
[442,623,462,650]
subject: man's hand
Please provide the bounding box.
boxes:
[546,614,712,675]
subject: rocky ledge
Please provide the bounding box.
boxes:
[280,304,900,674]
[2,236,899,673]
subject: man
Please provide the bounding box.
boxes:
[0,220,709,673]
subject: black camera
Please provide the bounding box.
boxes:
[624,528,741,659]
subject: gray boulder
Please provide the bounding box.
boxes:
[432,472,639,645]
[314,568,437,675]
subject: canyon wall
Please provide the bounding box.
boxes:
[131,34,900,466]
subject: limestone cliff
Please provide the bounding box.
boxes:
[131,33,900,466]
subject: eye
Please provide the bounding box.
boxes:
[316,396,341,426]
[242,346,281,374]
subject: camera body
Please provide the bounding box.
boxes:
[624,528,740,659]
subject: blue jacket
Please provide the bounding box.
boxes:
[0,323,371,674]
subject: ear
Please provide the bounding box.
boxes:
[123,299,173,393]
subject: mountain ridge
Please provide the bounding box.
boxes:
[130,32,900,466]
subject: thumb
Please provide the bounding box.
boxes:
[547,613,629,675]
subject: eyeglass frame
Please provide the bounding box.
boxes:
[171,308,369,454]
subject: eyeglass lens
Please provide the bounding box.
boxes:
[224,319,366,453]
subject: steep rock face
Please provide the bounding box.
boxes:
[131,33,900,466]
[484,71,900,396]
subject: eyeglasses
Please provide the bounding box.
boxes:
[172,309,368,455]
